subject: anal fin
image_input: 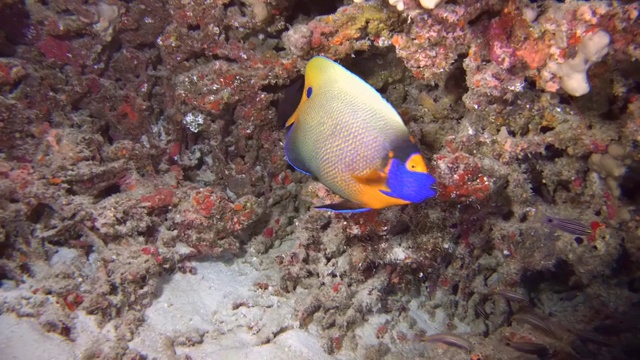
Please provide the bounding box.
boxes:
[315,200,371,213]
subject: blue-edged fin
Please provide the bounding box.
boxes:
[277,76,304,128]
[284,125,312,175]
[316,200,371,213]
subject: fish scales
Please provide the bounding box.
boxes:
[282,56,437,211]
[293,89,407,201]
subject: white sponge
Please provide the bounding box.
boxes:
[420,0,444,9]
[388,0,405,11]
[580,30,610,62]
[550,29,610,97]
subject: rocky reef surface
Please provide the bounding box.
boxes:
[1,0,639,359]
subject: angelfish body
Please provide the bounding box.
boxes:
[282,56,436,212]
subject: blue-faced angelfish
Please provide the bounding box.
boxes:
[280,56,437,212]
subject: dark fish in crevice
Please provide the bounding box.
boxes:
[512,312,559,339]
[505,340,551,358]
[475,303,488,319]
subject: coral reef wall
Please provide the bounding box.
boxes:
[1,0,639,358]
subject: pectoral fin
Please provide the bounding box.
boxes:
[315,200,371,213]
[352,169,387,186]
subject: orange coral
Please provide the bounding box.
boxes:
[516,39,550,69]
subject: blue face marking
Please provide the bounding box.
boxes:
[379,156,437,203]
[306,87,312,98]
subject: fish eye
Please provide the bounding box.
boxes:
[406,154,427,173]
[306,87,313,98]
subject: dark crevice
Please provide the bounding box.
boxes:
[187,24,201,32]
[600,95,625,121]
[501,209,514,221]
[528,163,552,204]
[274,76,304,128]
[611,245,632,277]
[142,224,160,240]
[619,162,640,204]
[87,36,122,77]
[0,1,37,47]
[27,203,55,224]
[519,212,528,223]
[272,41,286,52]
[628,276,640,294]
[344,50,404,94]
[522,76,538,92]
[521,259,578,294]
[558,94,573,105]
[543,144,564,161]
[287,0,342,22]
[554,179,572,195]
[451,282,459,296]
[539,125,555,134]
[100,122,114,146]
[93,183,121,201]
[444,55,468,103]
[466,9,502,27]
